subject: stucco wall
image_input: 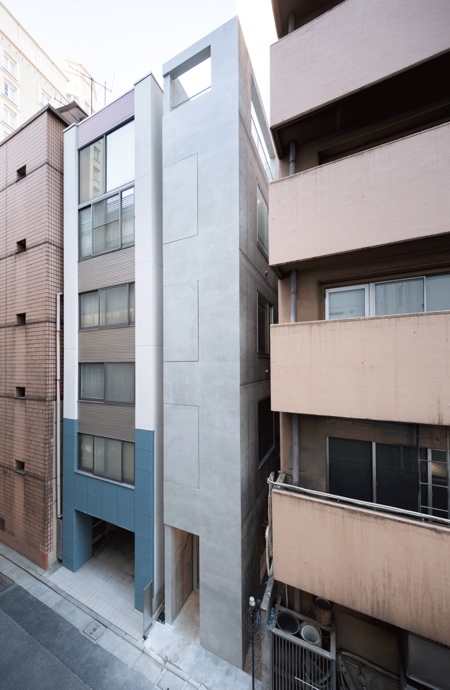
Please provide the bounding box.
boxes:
[272,490,450,646]
[271,0,450,127]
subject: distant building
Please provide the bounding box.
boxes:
[264,0,450,688]
[0,2,69,138]
[0,103,86,569]
[59,59,98,116]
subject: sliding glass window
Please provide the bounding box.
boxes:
[80,283,135,330]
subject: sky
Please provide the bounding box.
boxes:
[7,0,276,115]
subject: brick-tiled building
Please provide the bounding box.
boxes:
[0,103,85,568]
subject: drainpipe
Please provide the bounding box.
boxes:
[290,270,299,488]
[288,11,295,34]
[56,293,62,519]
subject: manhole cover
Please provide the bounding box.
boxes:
[83,620,106,641]
[0,573,13,593]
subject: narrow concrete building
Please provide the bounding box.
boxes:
[62,74,164,613]
[264,0,450,688]
[162,18,278,667]
[0,102,85,568]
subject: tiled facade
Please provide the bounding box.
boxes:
[0,107,80,568]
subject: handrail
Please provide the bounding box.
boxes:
[268,477,450,527]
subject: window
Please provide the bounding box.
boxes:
[79,283,135,329]
[257,293,272,355]
[3,54,16,77]
[258,397,275,466]
[79,434,134,485]
[40,89,51,105]
[328,437,448,518]
[79,121,134,203]
[80,363,135,404]
[257,186,269,258]
[3,106,16,128]
[17,165,26,179]
[326,274,450,320]
[79,187,134,258]
[4,81,16,102]
[420,449,449,519]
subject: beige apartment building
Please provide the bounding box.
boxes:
[264,1,450,688]
[0,103,84,569]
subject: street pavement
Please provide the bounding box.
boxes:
[0,545,260,690]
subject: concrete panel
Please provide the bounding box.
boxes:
[272,489,450,647]
[164,281,199,362]
[165,404,199,488]
[163,154,198,244]
[271,0,450,126]
[271,312,450,426]
[269,123,450,266]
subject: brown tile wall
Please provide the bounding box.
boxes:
[0,110,65,566]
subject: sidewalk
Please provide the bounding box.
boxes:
[0,543,260,690]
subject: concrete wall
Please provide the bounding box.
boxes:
[269,122,450,267]
[270,0,450,127]
[271,312,450,425]
[272,489,450,647]
[0,110,65,568]
[163,18,277,667]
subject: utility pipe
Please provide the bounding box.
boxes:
[56,293,62,519]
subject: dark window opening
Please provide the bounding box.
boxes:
[16,313,26,326]
[15,460,25,474]
[15,387,25,398]
[16,239,26,253]
[17,165,26,179]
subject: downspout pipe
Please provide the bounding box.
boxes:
[56,293,62,519]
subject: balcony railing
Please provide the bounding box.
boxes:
[269,476,450,528]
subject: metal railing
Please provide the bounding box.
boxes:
[269,476,450,527]
[271,620,336,690]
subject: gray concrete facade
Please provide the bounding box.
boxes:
[162,18,278,668]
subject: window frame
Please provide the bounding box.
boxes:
[256,185,269,259]
[326,273,450,320]
[78,119,134,205]
[3,105,16,127]
[79,362,135,405]
[78,433,135,485]
[78,186,135,260]
[79,282,135,331]
[327,436,449,519]
[3,54,17,78]
[4,80,16,103]
[257,292,273,356]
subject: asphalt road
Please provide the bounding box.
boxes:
[0,577,157,690]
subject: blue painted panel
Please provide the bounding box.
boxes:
[135,429,154,453]
[63,487,75,511]
[135,490,153,516]
[102,482,118,504]
[87,480,103,499]
[74,491,88,513]
[117,487,135,510]
[74,473,88,495]
[64,418,78,436]
[63,434,77,456]
[135,469,152,492]
[87,495,103,518]
[102,501,118,524]
[134,511,151,536]
[117,505,135,531]
[63,468,75,490]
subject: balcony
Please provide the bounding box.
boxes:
[270,0,450,129]
[271,478,450,647]
[269,123,450,268]
[270,311,450,426]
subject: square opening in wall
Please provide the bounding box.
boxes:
[17,165,26,179]
[15,386,25,398]
[15,460,25,474]
[16,313,26,326]
[170,46,211,109]
[16,239,26,253]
